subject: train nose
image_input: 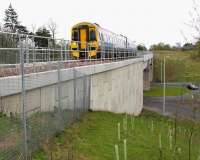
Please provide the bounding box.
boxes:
[80,50,88,59]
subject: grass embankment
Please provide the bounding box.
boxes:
[0,110,73,159]
[33,110,200,160]
[153,50,200,82]
[144,85,191,97]
[0,115,19,137]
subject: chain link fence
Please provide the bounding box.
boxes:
[0,31,140,159]
[0,32,93,160]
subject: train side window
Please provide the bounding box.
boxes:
[89,29,96,41]
[108,35,110,42]
[72,30,78,41]
[99,33,101,41]
[106,35,108,42]
[104,34,107,42]
[101,33,104,41]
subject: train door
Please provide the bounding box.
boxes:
[80,29,87,49]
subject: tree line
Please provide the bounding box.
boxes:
[0,4,57,48]
[137,42,198,51]
[149,42,197,51]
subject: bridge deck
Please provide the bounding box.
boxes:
[0,52,153,78]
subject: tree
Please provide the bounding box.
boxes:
[47,19,57,47]
[34,26,52,47]
[182,43,195,51]
[0,23,2,31]
[17,25,29,34]
[31,24,37,34]
[3,3,28,34]
[48,18,57,40]
[186,0,200,58]
[150,42,171,51]
[137,44,147,51]
[28,24,37,36]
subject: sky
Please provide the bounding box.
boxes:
[0,0,197,47]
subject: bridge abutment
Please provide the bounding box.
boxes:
[90,61,143,115]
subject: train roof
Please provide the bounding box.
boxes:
[72,22,98,29]
[72,22,115,34]
[72,22,136,44]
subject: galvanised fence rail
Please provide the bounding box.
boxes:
[0,31,137,160]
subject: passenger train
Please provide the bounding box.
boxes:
[70,22,137,59]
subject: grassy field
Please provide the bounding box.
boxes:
[144,85,191,97]
[33,110,200,160]
[153,50,200,83]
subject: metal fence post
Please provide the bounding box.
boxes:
[20,35,28,160]
[83,75,86,113]
[87,76,91,110]
[57,61,61,111]
[161,61,163,83]
[64,40,67,60]
[73,68,77,120]
[25,35,29,63]
[163,57,166,115]
[57,54,64,128]
[61,39,63,61]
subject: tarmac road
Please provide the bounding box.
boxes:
[144,92,200,120]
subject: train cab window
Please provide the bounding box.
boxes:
[108,35,110,42]
[89,29,96,41]
[72,30,78,41]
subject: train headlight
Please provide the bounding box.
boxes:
[71,42,77,48]
[89,42,97,48]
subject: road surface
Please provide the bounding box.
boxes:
[144,92,200,120]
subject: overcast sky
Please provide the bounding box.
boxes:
[0,0,197,47]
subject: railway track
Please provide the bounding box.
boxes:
[0,58,128,77]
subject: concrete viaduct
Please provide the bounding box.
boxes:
[0,52,153,116]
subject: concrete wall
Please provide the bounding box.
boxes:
[0,57,152,116]
[90,62,143,115]
[1,81,70,116]
[143,68,151,91]
[143,59,153,91]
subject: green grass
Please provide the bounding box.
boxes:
[153,50,200,82]
[0,115,22,160]
[144,85,191,97]
[0,116,13,136]
[34,110,200,160]
[0,115,20,137]
[32,150,48,160]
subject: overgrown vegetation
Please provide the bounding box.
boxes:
[33,110,200,160]
[0,109,74,159]
[153,50,200,82]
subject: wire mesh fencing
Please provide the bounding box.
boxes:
[0,32,94,160]
[0,30,142,159]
